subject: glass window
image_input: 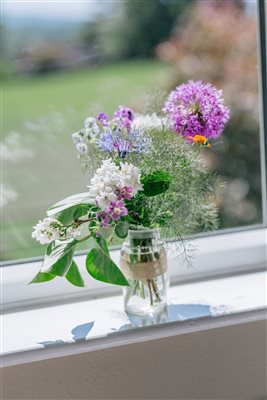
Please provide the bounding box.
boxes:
[1,0,265,262]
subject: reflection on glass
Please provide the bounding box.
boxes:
[117,303,213,331]
[1,0,262,261]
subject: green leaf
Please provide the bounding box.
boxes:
[49,204,91,225]
[86,247,129,286]
[65,260,85,287]
[47,193,94,224]
[115,221,129,239]
[141,170,171,197]
[48,192,94,211]
[92,235,109,255]
[47,251,74,276]
[30,271,56,284]
[41,239,77,276]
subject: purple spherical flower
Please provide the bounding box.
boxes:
[114,105,135,122]
[97,112,110,127]
[163,80,230,139]
[106,200,128,221]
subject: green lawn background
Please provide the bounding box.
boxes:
[2,60,171,261]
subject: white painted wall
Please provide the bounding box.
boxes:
[2,319,266,399]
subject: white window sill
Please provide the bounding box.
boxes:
[1,227,266,312]
[1,270,266,368]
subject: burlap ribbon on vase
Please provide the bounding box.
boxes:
[120,254,167,281]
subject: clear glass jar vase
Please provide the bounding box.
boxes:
[120,229,169,315]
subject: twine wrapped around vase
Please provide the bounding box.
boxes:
[120,254,167,281]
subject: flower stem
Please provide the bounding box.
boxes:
[147,279,153,307]
[76,234,91,244]
[139,281,145,299]
[151,278,161,302]
[75,218,93,225]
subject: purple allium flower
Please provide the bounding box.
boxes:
[106,200,128,221]
[116,186,133,201]
[97,112,110,127]
[163,80,230,139]
[114,105,135,122]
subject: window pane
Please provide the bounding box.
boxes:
[1,0,263,261]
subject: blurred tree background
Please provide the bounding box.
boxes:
[80,0,193,60]
[1,0,262,261]
[155,0,261,228]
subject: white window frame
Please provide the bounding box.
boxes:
[1,0,267,313]
[1,227,266,312]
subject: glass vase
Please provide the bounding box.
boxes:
[120,228,169,315]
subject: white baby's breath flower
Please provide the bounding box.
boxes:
[132,113,170,131]
[72,132,83,144]
[76,142,88,154]
[83,117,100,138]
[81,127,100,139]
[84,117,97,128]
[79,128,90,139]
[90,125,100,138]
[32,218,63,245]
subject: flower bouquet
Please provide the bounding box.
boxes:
[31,80,229,315]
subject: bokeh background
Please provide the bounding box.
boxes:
[1,0,263,261]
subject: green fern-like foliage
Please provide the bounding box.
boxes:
[127,128,221,239]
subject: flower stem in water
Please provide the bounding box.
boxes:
[147,279,153,306]
[151,278,161,302]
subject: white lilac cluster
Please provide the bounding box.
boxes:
[132,113,171,131]
[32,217,81,245]
[71,117,100,155]
[88,158,143,211]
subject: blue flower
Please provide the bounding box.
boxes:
[97,127,151,158]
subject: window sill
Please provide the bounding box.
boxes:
[2,227,266,312]
[1,270,266,368]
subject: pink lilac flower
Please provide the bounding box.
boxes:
[116,186,133,201]
[97,112,110,127]
[113,105,135,122]
[163,80,230,139]
[106,200,128,221]
[97,211,111,228]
